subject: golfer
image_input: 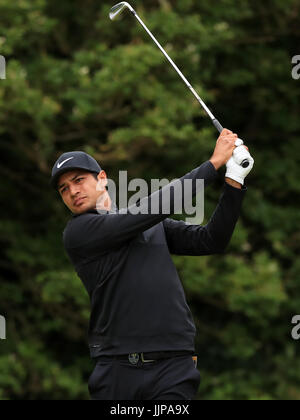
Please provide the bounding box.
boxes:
[51,129,254,400]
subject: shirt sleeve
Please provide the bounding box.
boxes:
[162,182,247,256]
[63,161,218,255]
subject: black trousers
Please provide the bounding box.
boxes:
[88,354,201,400]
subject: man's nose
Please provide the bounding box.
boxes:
[70,184,81,196]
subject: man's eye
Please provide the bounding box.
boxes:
[76,178,84,183]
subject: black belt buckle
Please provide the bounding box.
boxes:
[128,353,139,365]
[128,353,156,364]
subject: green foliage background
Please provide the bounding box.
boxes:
[0,0,299,400]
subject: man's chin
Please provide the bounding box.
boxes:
[72,202,95,215]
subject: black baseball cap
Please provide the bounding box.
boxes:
[50,151,102,189]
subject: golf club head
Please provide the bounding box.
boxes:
[109,2,135,20]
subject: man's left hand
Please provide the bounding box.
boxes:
[225,146,254,185]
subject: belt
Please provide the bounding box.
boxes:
[96,350,195,365]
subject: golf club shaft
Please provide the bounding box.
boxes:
[112,3,249,168]
[131,10,224,133]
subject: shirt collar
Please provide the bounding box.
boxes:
[72,200,119,217]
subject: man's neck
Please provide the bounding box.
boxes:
[96,192,112,212]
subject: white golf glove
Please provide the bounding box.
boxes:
[225,140,254,185]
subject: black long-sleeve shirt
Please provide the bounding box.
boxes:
[63,161,247,358]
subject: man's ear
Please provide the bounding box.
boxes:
[97,170,107,180]
[96,170,108,191]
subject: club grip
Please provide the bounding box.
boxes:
[213,120,250,168]
[212,119,223,134]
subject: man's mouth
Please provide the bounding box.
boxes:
[74,197,86,207]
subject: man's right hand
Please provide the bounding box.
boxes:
[209,129,238,170]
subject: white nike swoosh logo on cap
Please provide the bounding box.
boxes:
[57,157,74,169]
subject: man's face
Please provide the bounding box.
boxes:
[57,169,107,214]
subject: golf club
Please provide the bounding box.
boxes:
[109,2,250,168]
